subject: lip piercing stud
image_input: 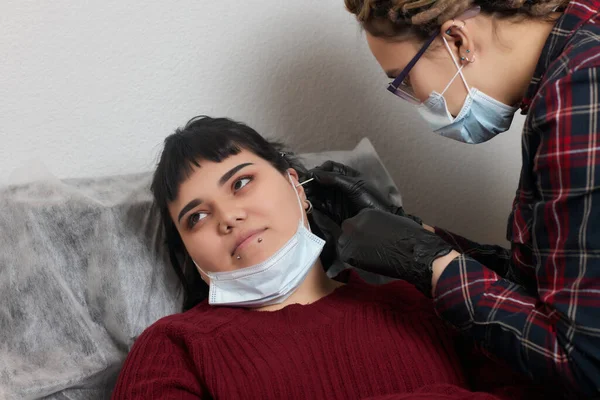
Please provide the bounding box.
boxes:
[236,255,241,260]
[258,238,263,243]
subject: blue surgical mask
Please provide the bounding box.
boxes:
[194,174,325,308]
[417,37,518,144]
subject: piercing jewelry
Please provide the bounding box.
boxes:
[460,49,475,63]
[305,200,313,215]
[257,238,263,243]
[451,20,466,30]
[236,255,241,260]
[447,20,465,36]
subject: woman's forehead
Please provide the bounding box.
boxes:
[366,32,415,73]
[174,150,270,197]
[190,149,268,176]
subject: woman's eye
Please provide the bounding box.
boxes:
[233,176,252,192]
[188,212,207,228]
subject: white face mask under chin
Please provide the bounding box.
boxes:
[416,37,518,144]
[193,173,325,308]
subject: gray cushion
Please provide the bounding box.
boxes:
[0,138,401,400]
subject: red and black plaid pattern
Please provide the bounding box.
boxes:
[432,1,600,396]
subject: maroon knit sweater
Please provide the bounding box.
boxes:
[112,272,535,400]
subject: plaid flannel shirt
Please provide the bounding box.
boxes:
[433,1,600,396]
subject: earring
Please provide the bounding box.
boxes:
[461,49,475,63]
[305,200,313,215]
[451,20,466,30]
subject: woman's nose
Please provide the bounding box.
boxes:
[216,202,246,234]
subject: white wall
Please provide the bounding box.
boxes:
[0,0,523,245]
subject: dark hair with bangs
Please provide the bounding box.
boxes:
[151,116,312,310]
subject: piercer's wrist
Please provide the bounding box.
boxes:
[431,250,460,296]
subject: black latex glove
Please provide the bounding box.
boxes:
[306,161,422,226]
[337,209,454,297]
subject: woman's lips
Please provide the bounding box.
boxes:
[232,228,267,256]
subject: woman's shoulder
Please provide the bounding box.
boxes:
[139,301,244,340]
[544,24,600,87]
[564,26,600,70]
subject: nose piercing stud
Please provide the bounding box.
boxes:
[258,238,263,243]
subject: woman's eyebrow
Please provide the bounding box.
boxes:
[218,162,254,186]
[178,198,202,223]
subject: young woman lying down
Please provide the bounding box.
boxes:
[112,116,552,400]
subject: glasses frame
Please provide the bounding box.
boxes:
[386,31,439,104]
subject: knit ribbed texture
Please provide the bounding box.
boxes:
[112,272,498,399]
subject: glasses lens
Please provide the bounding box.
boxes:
[387,82,420,104]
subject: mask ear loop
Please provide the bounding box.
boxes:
[289,173,311,226]
[441,36,471,97]
[193,259,207,275]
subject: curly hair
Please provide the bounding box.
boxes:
[345,0,569,40]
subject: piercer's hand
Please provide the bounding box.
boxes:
[337,209,455,297]
[306,161,422,226]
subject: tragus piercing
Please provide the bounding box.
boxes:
[466,49,471,53]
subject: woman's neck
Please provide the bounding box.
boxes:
[257,261,344,312]
[476,13,561,106]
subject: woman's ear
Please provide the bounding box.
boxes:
[286,168,306,199]
[440,18,475,65]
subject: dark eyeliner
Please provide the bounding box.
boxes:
[232,175,254,191]
[187,212,202,229]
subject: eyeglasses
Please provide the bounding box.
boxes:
[387,31,439,104]
[386,6,481,105]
